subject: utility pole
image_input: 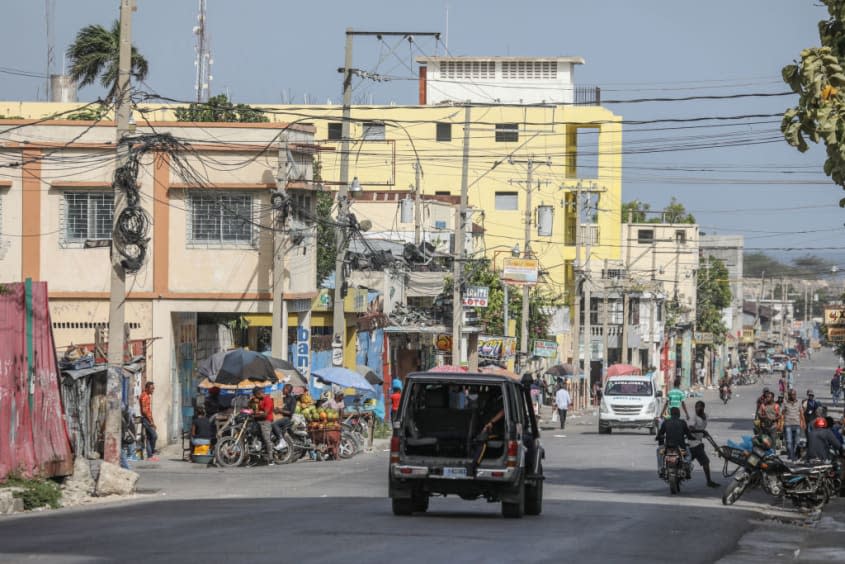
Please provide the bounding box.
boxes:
[781,277,787,347]
[452,105,471,367]
[105,0,134,465]
[602,259,609,385]
[414,162,422,246]
[572,183,582,377]
[332,30,355,366]
[583,192,593,406]
[271,136,289,360]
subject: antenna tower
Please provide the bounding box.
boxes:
[193,0,212,102]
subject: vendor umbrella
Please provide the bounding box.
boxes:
[545,363,575,377]
[212,348,278,385]
[356,365,384,386]
[312,367,376,394]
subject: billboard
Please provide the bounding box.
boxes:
[533,339,558,358]
[462,286,489,308]
[825,308,845,326]
[502,258,539,285]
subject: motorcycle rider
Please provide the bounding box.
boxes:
[719,377,731,403]
[656,407,696,478]
[250,386,276,465]
[688,401,720,488]
[271,384,297,450]
[806,416,843,462]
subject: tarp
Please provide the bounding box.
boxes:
[607,364,642,377]
[0,281,73,480]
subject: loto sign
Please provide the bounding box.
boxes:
[824,308,845,326]
[462,286,489,308]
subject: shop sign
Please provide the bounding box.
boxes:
[296,324,311,377]
[829,327,845,342]
[533,339,558,358]
[502,258,539,285]
[312,289,333,312]
[694,331,714,345]
[435,334,517,361]
[741,328,755,344]
[825,308,845,326]
[462,286,489,308]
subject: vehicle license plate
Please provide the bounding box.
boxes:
[442,467,467,478]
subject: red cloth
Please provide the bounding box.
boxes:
[139,391,153,421]
[390,392,401,411]
[258,396,274,422]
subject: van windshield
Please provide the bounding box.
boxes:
[605,380,652,396]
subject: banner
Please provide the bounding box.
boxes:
[502,258,539,285]
[533,339,558,358]
[462,286,489,307]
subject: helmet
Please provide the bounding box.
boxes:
[814,417,829,429]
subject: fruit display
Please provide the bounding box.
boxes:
[295,398,341,431]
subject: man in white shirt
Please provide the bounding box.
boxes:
[688,400,719,488]
[554,385,572,430]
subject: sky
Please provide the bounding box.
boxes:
[1,0,841,270]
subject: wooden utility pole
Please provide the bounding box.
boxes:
[602,259,609,384]
[452,105,471,367]
[572,183,582,379]
[520,167,534,370]
[271,136,289,359]
[105,0,135,465]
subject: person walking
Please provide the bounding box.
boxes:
[554,385,572,430]
[139,382,159,461]
[782,389,803,461]
[687,401,720,488]
[661,379,689,420]
[831,371,842,408]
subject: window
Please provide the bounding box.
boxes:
[327,122,342,141]
[675,229,687,244]
[637,229,654,244]
[501,61,557,80]
[494,191,518,211]
[64,192,114,242]
[495,123,518,143]
[440,60,494,80]
[189,193,254,245]
[362,121,385,140]
[436,122,452,142]
[434,190,452,196]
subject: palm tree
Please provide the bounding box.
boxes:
[66,20,148,99]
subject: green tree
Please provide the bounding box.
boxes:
[696,255,732,343]
[174,94,269,123]
[662,197,695,224]
[313,159,337,286]
[621,200,651,223]
[781,0,845,196]
[66,20,148,99]
[743,252,792,278]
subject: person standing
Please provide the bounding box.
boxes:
[687,401,720,488]
[554,385,572,430]
[250,386,276,465]
[782,389,803,461]
[802,390,822,439]
[139,382,159,461]
[832,371,842,408]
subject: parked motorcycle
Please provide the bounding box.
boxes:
[660,445,692,495]
[716,433,835,510]
[215,408,287,467]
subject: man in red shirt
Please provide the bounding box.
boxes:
[390,387,402,422]
[251,386,275,465]
[139,382,159,461]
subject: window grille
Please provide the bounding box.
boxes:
[637,229,655,245]
[502,61,557,80]
[327,123,342,141]
[495,123,519,143]
[440,61,494,80]
[188,192,255,246]
[436,122,452,142]
[494,192,518,211]
[63,192,114,243]
[362,121,385,140]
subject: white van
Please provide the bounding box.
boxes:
[598,375,661,435]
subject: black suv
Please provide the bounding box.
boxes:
[388,371,544,518]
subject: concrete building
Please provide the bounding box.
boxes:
[0,119,319,444]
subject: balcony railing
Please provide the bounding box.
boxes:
[573,86,601,106]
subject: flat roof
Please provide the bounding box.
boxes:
[416,56,585,65]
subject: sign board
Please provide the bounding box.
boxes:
[502,258,539,285]
[533,339,558,358]
[741,328,755,344]
[694,331,714,345]
[825,308,845,326]
[437,334,517,361]
[829,327,845,342]
[462,286,489,308]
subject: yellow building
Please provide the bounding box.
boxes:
[1,56,623,366]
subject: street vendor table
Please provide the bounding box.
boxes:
[309,426,341,460]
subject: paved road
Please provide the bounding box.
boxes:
[1,350,844,563]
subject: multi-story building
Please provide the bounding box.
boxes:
[700,234,744,367]
[0,119,319,443]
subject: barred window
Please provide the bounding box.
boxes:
[64,192,114,242]
[189,193,254,245]
[495,123,519,143]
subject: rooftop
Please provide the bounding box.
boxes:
[416,56,585,65]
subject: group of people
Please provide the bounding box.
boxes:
[756,383,843,462]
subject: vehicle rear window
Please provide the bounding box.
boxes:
[605,380,652,396]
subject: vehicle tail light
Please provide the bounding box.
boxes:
[506,440,519,468]
[390,436,400,464]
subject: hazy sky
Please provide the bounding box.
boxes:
[2,0,841,268]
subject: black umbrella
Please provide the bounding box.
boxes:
[214,349,278,385]
[545,363,575,377]
[356,365,384,386]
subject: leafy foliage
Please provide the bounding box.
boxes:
[1,477,62,510]
[743,252,834,278]
[313,159,338,286]
[782,0,845,194]
[66,20,148,99]
[66,104,110,121]
[621,197,695,223]
[174,94,269,123]
[696,256,732,343]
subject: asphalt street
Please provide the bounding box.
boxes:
[2,350,845,563]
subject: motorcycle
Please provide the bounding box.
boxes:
[716,433,835,510]
[720,385,731,405]
[660,445,692,495]
[215,408,287,467]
